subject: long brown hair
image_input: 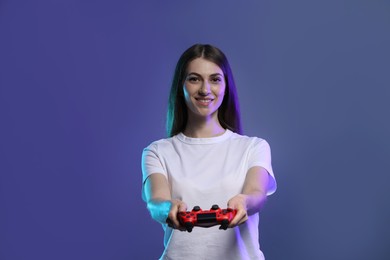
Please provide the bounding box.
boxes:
[166,44,242,137]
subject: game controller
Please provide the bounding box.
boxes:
[177,204,237,232]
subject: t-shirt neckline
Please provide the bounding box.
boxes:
[176,129,233,144]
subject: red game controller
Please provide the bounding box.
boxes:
[177,204,237,232]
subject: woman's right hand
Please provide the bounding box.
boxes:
[166,199,188,231]
[144,173,188,230]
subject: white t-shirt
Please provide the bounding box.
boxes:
[142,129,277,260]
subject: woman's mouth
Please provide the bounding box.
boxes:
[195,98,214,106]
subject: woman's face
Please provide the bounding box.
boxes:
[183,58,226,121]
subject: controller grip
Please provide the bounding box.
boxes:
[219,219,229,230]
[184,222,194,232]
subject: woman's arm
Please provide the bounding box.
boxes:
[227,166,269,227]
[144,173,187,230]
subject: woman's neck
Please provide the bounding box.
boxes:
[183,117,225,138]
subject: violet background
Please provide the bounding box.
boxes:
[1,1,389,259]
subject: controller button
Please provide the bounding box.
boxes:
[193,206,201,211]
[211,204,219,210]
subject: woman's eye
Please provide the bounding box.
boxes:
[187,77,199,82]
[210,77,222,83]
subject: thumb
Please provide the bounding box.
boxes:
[227,199,237,210]
[178,202,187,212]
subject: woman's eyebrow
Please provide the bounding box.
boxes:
[187,72,223,77]
[187,72,201,76]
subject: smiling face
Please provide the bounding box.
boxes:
[183,58,226,122]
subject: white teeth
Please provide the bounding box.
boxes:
[198,99,212,103]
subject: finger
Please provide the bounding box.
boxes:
[225,204,238,227]
[167,204,180,227]
[169,202,189,230]
[166,217,187,231]
[176,202,189,231]
[166,217,174,228]
[236,214,248,226]
[170,211,182,228]
[229,210,247,228]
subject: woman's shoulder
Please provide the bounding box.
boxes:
[230,131,268,144]
[143,136,176,151]
[229,132,272,154]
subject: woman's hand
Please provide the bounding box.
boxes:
[144,174,188,230]
[226,166,270,228]
[226,194,249,228]
[166,199,188,231]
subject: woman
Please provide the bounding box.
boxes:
[141,44,277,259]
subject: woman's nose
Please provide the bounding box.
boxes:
[199,82,210,95]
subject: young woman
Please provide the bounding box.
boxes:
[141,44,277,259]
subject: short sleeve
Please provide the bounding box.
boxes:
[141,143,167,182]
[141,143,168,201]
[247,138,277,196]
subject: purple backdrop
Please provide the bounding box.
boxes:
[1,1,389,259]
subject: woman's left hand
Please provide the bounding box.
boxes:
[226,194,249,228]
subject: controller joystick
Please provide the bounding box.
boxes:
[211,204,219,210]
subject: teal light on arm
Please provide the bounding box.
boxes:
[147,200,172,224]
